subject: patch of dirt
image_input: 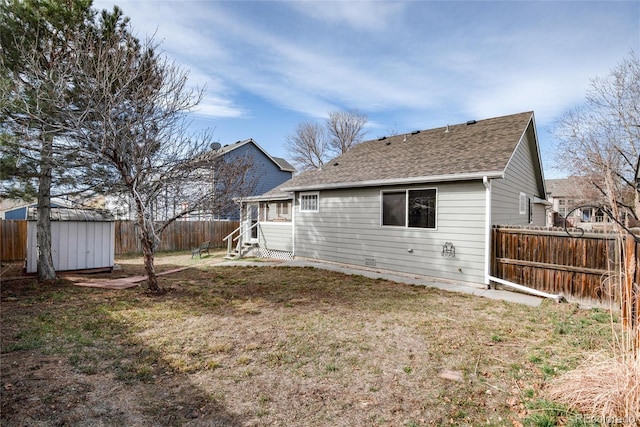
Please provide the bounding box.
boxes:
[1,351,241,426]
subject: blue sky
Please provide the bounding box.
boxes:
[93,0,639,178]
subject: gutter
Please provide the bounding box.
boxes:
[533,196,552,206]
[240,193,294,202]
[281,171,505,192]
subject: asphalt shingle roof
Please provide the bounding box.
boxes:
[281,111,534,191]
[545,178,576,198]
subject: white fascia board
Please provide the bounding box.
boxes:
[533,196,552,206]
[240,193,295,202]
[281,171,505,192]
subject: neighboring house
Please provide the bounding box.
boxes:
[545,177,612,229]
[217,138,296,196]
[235,111,548,286]
[105,138,296,221]
[0,198,73,220]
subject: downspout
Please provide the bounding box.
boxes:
[291,193,296,258]
[483,177,564,302]
[483,176,491,287]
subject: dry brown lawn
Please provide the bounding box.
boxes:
[0,252,618,426]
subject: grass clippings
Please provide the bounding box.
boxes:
[0,253,622,426]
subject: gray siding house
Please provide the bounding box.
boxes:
[236,112,547,286]
[105,138,295,220]
[217,138,296,196]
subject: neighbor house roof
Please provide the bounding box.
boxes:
[218,138,296,172]
[545,177,601,205]
[545,178,576,198]
[280,111,536,191]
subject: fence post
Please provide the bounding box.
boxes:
[624,235,640,349]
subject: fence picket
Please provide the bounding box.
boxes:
[492,226,618,303]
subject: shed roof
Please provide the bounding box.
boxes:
[27,207,114,221]
[280,111,535,191]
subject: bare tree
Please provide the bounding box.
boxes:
[554,52,640,222]
[286,110,368,171]
[555,53,640,347]
[60,19,256,294]
[2,3,255,290]
[285,121,328,171]
[326,109,368,156]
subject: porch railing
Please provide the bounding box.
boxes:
[223,221,259,258]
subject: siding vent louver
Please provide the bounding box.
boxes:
[364,257,376,267]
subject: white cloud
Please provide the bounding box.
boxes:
[89,0,640,145]
[288,1,406,31]
[192,98,246,119]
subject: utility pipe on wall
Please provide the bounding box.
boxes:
[489,275,565,302]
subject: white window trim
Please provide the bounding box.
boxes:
[519,192,527,215]
[379,190,406,228]
[299,192,319,213]
[380,187,438,229]
[260,200,292,222]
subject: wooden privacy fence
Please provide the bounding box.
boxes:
[0,219,239,261]
[491,226,625,303]
[0,220,28,263]
[114,220,239,254]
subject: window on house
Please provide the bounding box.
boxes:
[382,189,437,228]
[409,189,437,228]
[300,192,319,212]
[557,199,565,217]
[260,201,292,222]
[382,191,406,226]
[519,192,527,215]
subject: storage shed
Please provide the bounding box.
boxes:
[26,207,115,273]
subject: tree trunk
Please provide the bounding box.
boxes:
[132,188,161,294]
[37,137,57,282]
[141,233,159,293]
